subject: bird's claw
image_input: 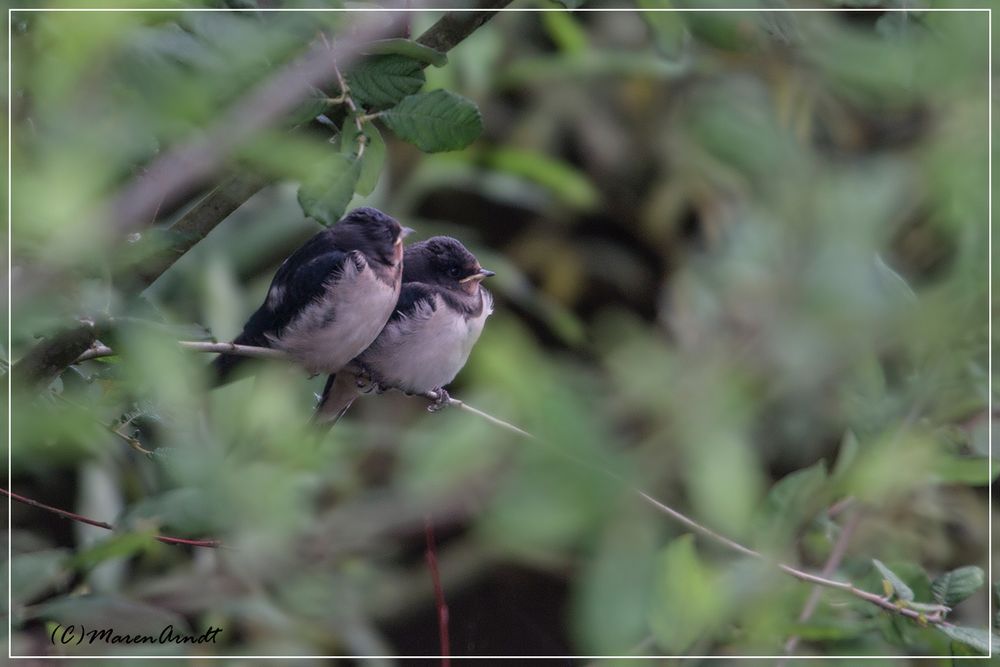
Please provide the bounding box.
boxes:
[427,387,451,412]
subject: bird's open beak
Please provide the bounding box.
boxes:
[459,268,496,283]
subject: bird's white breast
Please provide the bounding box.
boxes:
[365,290,492,393]
[271,255,399,375]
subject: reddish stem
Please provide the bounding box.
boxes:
[424,516,450,666]
[3,488,221,549]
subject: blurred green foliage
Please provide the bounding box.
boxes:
[6,1,995,661]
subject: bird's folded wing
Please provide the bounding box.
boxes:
[243,245,361,341]
[389,282,439,323]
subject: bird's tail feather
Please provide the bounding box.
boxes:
[312,372,362,427]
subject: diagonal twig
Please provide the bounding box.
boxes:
[780,508,863,662]
[13,1,513,391]
[3,488,221,549]
[62,338,957,630]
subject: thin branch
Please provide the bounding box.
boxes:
[123,172,273,290]
[424,515,451,667]
[57,338,956,628]
[3,489,221,549]
[415,0,513,53]
[424,390,536,441]
[107,12,408,236]
[15,2,512,390]
[13,320,107,390]
[780,508,863,661]
[71,340,289,365]
[326,37,369,161]
[177,340,290,360]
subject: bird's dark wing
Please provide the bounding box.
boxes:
[245,245,361,340]
[387,282,439,324]
[211,232,360,384]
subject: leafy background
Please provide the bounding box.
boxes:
[5,0,996,661]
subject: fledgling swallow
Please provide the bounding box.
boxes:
[212,207,412,384]
[314,236,494,424]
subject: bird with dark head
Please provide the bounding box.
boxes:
[212,207,412,384]
[315,236,495,424]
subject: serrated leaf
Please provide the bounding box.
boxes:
[364,38,447,67]
[381,89,483,153]
[647,535,721,653]
[873,559,915,601]
[297,154,362,226]
[348,55,425,109]
[936,624,996,655]
[932,566,985,606]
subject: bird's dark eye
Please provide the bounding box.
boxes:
[448,267,461,278]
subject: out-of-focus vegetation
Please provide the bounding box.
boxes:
[6,2,994,660]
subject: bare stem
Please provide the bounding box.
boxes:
[3,488,221,549]
[14,1,514,390]
[780,508,863,661]
[330,46,368,161]
[424,516,451,667]
[62,339,947,629]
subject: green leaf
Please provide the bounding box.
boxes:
[69,530,159,571]
[873,253,916,303]
[286,85,328,127]
[994,583,999,629]
[637,0,689,61]
[933,456,998,486]
[297,154,362,226]
[935,624,996,655]
[340,120,385,197]
[381,89,483,153]
[364,38,447,67]
[571,515,659,654]
[10,549,71,606]
[487,148,600,211]
[357,124,386,196]
[347,55,426,109]
[873,559,915,601]
[931,566,985,606]
[542,11,587,54]
[789,620,867,641]
[647,535,721,653]
[753,460,827,549]
[832,429,860,480]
